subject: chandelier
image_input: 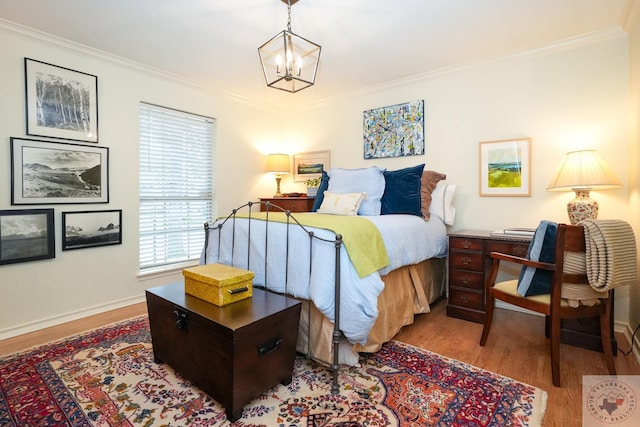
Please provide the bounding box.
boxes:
[258,0,321,93]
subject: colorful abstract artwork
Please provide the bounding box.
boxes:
[363,100,424,159]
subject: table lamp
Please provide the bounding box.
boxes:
[547,149,622,224]
[265,153,290,196]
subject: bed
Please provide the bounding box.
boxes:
[200,165,455,392]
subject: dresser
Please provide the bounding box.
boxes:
[259,196,314,212]
[447,229,616,354]
[447,230,530,324]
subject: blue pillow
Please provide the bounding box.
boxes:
[517,220,558,296]
[311,171,329,212]
[327,167,386,215]
[381,164,425,216]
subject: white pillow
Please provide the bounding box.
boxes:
[430,183,456,225]
[317,192,366,216]
[327,167,385,216]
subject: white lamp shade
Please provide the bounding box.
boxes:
[547,150,622,191]
[265,154,291,174]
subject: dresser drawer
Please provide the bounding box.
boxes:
[260,197,313,212]
[449,268,484,291]
[449,236,483,251]
[486,240,530,257]
[449,251,483,271]
[448,288,483,311]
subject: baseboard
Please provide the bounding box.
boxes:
[621,323,640,365]
[0,295,146,341]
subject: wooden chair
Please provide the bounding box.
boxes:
[479,223,616,387]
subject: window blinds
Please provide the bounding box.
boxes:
[139,103,215,271]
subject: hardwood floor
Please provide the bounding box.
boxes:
[1,298,638,426]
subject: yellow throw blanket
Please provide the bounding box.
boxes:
[236,212,390,278]
[581,219,639,291]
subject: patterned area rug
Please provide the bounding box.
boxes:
[0,316,547,426]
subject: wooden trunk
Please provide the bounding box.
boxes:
[146,282,301,421]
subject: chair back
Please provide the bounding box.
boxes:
[551,224,598,306]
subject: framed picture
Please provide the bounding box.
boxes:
[363,99,424,159]
[479,138,531,197]
[25,58,99,143]
[292,150,331,182]
[0,209,55,265]
[62,210,122,251]
[10,137,109,205]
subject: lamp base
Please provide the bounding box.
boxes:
[274,176,282,197]
[567,189,598,225]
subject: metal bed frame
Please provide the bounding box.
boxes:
[203,201,344,394]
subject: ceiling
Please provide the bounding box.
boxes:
[0,0,635,108]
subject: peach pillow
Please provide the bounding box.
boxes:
[421,170,446,219]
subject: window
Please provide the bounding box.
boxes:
[139,103,215,272]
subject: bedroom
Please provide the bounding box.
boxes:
[0,0,639,418]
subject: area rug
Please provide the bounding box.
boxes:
[0,316,547,426]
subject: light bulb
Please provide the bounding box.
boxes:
[296,57,303,76]
[275,54,282,74]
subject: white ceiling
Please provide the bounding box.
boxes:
[0,0,634,108]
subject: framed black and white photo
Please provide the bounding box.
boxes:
[10,137,109,205]
[62,210,122,251]
[25,58,98,143]
[0,209,55,265]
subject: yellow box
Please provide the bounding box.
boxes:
[183,264,254,306]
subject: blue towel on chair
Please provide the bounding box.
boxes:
[517,220,558,296]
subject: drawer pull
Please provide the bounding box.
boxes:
[461,256,472,265]
[461,240,472,249]
[173,308,188,332]
[461,276,470,285]
[258,335,283,357]
[513,245,528,256]
[459,295,470,303]
[228,286,249,295]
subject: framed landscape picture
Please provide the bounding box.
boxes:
[25,58,99,143]
[62,210,122,251]
[479,138,531,196]
[0,209,55,265]
[292,150,331,182]
[10,137,109,205]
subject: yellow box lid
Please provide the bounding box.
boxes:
[183,263,254,286]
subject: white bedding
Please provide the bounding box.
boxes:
[201,213,448,345]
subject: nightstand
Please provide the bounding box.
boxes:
[447,229,616,354]
[259,197,314,213]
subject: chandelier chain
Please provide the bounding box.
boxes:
[287,0,292,31]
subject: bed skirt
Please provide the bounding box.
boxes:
[296,257,447,365]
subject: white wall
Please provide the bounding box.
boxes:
[628,10,640,336]
[283,31,632,323]
[0,22,282,338]
[0,21,635,338]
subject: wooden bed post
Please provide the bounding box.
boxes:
[331,234,343,395]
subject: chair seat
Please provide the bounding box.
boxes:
[494,280,604,308]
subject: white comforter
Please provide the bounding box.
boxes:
[201,213,448,344]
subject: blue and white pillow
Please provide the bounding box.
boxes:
[327,166,386,215]
[517,220,558,296]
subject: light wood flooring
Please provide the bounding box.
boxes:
[1,299,638,426]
